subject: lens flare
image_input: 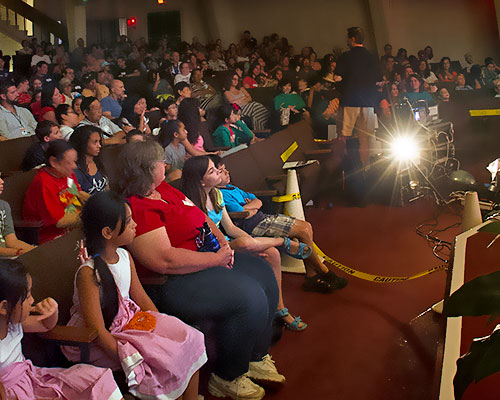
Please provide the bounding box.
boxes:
[391,136,420,162]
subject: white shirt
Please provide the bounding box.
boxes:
[0,323,24,370]
[30,54,52,66]
[0,105,37,139]
[60,125,74,140]
[174,73,191,85]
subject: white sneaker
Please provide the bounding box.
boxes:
[247,354,286,383]
[208,373,265,400]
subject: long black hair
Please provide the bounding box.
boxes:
[180,155,222,214]
[120,95,142,129]
[0,259,29,324]
[178,97,201,145]
[158,119,182,148]
[69,125,105,176]
[41,82,58,108]
[81,191,127,328]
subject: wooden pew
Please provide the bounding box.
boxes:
[0,135,36,175]
[18,228,97,367]
[0,169,41,244]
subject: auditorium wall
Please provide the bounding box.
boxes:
[33,0,500,64]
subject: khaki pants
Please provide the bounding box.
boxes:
[340,106,376,168]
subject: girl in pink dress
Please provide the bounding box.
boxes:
[0,259,122,400]
[63,191,207,399]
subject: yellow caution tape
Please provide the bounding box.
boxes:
[313,139,330,143]
[313,243,447,283]
[469,109,500,117]
[280,141,298,162]
[272,192,301,203]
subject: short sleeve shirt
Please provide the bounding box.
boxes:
[74,167,108,195]
[219,184,256,213]
[100,96,122,119]
[164,143,186,170]
[127,181,207,278]
[23,168,82,243]
[0,323,24,370]
[0,200,15,248]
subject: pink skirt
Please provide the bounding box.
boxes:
[0,359,121,400]
[63,295,207,399]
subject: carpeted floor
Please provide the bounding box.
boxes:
[203,198,461,400]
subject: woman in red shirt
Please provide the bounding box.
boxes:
[438,57,457,82]
[39,83,64,123]
[115,140,284,400]
[23,140,89,243]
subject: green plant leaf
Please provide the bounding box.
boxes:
[443,271,500,317]
[479,221,500,235]
[475,326,500,381]
[453,328,500,398]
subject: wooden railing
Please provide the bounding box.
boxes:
[0,0,67,44]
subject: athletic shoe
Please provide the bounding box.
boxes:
[208,373,265,400]
[247,354,286,383]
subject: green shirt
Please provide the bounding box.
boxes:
[212,120,253,148]
[273,93,306,111]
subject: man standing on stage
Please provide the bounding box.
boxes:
[336,26,381,170]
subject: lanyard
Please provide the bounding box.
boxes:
[1,105,25,128]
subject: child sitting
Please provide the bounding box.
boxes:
[212,103,259,148]
[158,119,217,182]
[0,173,36,257]
[0,259,122,399]
[62,191,207,399]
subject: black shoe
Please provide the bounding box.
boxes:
[319,270,348,289]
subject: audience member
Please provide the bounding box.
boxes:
[417,60,438,84]
[403,73,436,106]
[173,62,191,85]
[78,96,126,144]
[22,120,62,171]
[81,72,97,98]
[0,177,35,256]
[30,46,51,66]
[213,103,255,148]
[274,79,308,126]
[39,83,64,123]
[23,139,89,243]
[223,73,270,131]
[438,57,457,82]
[159,97,178,123]
[0,80,37,140]
[100,79,126,119]
[63,190,206,399]
[213,155,348,293]
[55,104,79,140]
[182,155,308,331]
[69,125,108,194]
[15,77,31,105]
[174,81,192,105]
[0,259,122,399]
[114,140,284,400]
[455,73,473,91]
[120,96,151,134]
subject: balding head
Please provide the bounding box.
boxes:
[110,79,125,100]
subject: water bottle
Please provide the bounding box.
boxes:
[195,222,221,253]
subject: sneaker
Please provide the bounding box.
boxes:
[208,373,265,400]
[247,354,286,384]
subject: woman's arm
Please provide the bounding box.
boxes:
[76,266,120,362]
[182,139,216,157]
[220,207,250,239]
[127,226,233,275]
[241,87,252,103]
[127,253,158,312]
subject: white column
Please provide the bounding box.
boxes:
[65,0,86,51]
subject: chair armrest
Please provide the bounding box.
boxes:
[39,325,98,364]
[13,220,44,228]
[228,211,250,219]
[253,190,278,197]
[39,325,98,344]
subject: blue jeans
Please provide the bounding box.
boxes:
[145,252,279,380]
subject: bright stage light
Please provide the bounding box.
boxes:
[391,136,420,162]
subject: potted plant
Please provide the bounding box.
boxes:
[443,220,500,399]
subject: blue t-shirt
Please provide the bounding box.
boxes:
[219,184,256,213]
[74,167,108,195]
[100,96,122,119]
